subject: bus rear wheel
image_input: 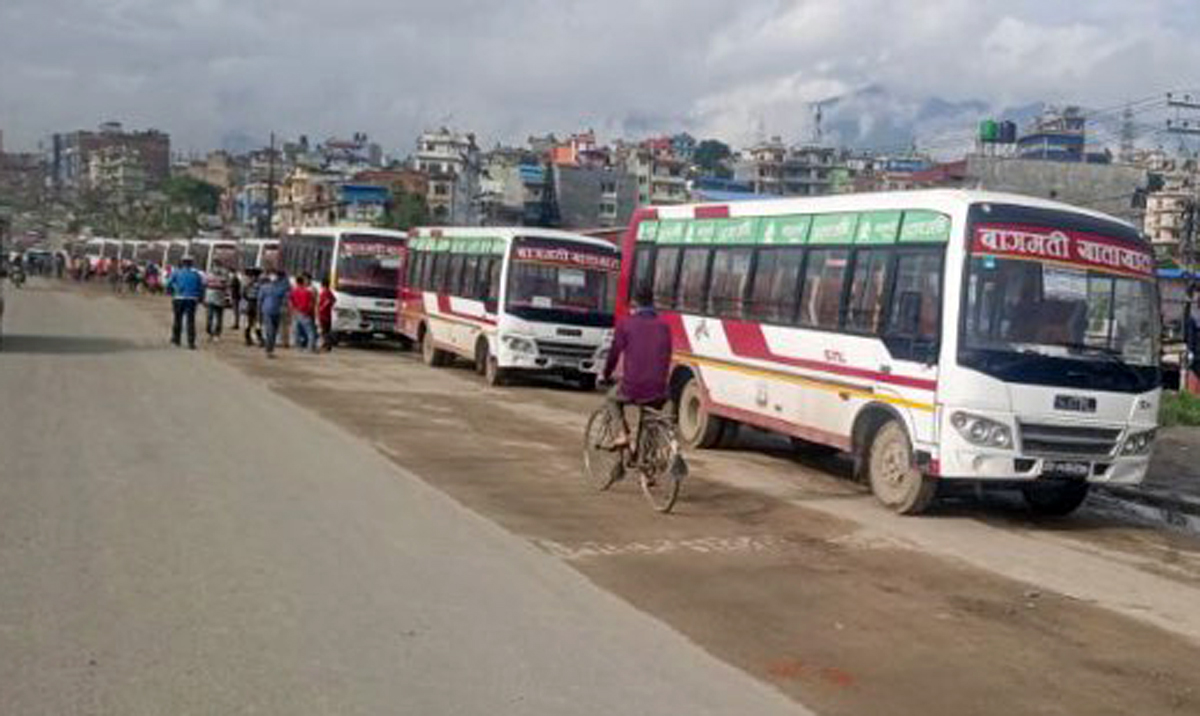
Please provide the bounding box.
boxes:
[677,378,724,449]
[1022,480,1089,516]
[867,421,937,515]
[421,330,450,367]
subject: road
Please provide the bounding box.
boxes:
[6,280,1200,716]
[0,280,808,716]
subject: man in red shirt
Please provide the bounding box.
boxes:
[601,285,673,447]
[318,276,337,352]
[289,274,318,353]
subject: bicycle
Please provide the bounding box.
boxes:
[582,399,688,513]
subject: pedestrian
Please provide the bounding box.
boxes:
[229,271,242,330]
[204,264,231,341]
[166,257,204,349]
[258,270,290,358]
[318,275,337,352]
[109,261,122,293]
[289,274,319,353]
[242,268,264,346]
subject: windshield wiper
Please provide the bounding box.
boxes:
[1057,342,1148,386]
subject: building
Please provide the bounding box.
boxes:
[47,122,170,195]
[411,128,481,224]
[0,150,45,210]
[964,155,1147,223]
[623,146,688,206]
[733,138,844,197]
[276,167,345,229]
[1016,106,1112,164]
[353,168,429,205]
[321,133,384,174]
[86,145,147,202]
[480,148,548,225]
[337,184,391,226]
[551,165,638,229]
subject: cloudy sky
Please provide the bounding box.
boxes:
[2,0,1199,155]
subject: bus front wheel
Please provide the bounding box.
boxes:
[677,378,725,449]
[1022,480,1089,517]
[867,421,937,515]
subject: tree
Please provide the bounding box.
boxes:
[694,139,734,178]
[378,186,429,231]
[162,176,223,216]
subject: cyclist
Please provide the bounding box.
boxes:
[601,284,672,448]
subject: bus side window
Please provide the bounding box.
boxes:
[799,249,850,330]
[633,244,656,299]
[652,247,682,310]
[462,254,481,299]
[747,247,804,325]
[431,252,449,292]
[420,251,435,290]
[845,249,893,333]
[485,257,502,313]
[884,250,943,362]
[677,248,712,315]
[447,254,466,296]
[708,247,753,319]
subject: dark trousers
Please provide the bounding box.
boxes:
[171,299,198,348]
[320,319,334,351]
[244,307,262,346]
[206,304,224,337]
[263,312,283,355]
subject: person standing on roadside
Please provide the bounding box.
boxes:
[204,263,231,341]
[229,271,242,330]
[241,268,263,346]
[258,270,290,358]
[289,274,319,353]
[318,275,337,352]
[166,257,204,349]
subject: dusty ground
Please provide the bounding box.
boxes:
[98,286,1200,716]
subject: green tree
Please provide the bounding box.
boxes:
[694,139,733,178]
[378,187,430,231]
[162,176,223,216]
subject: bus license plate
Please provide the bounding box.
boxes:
[1043,461,1090,478]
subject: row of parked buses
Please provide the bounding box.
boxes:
[78,237,281,275]
[281,188,1164,516]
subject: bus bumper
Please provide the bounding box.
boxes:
[938,450,1152,485]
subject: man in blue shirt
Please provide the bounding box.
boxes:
[257,270,291,358]
[166,257,204,349]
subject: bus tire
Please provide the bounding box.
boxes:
[867,420,937,515]
[485,355,508,387]
[474,338,489,376]
[1022,481,1089,517]
[677,377,724,449]
[421,329,449,367]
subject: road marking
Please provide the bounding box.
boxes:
[535,535,790,561]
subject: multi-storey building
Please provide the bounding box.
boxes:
[734,138,844,197]
[47,122,170,195]
[411,128,481,224]
[87,145,147,202]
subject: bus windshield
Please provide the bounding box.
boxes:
[506,237,619,327]
[961,216,1159,392]
[336,234,404,297]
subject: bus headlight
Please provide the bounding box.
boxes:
[1121,429,1156,456]
[502,335,537,355]
[951,412,1013,449]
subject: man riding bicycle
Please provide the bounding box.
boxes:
[601,285,673,448]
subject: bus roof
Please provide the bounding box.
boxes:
[409,226,618,252]
[291,226,410,240]
[648,189,1139,232]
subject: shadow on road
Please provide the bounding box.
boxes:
[0,334,147,355]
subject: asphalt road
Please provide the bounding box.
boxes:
[0,280,811,716]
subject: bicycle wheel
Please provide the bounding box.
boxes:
[582,408,624,491]
[638,420,685,513]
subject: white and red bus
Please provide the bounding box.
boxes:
[238,238,280,272]
[616,190,1160,515]
[280,227,408,340]
[398,228,620,388]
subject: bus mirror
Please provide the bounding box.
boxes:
[897,291,922,336]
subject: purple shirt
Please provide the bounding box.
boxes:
[603,308,672,404]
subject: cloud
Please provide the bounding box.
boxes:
[0,0,1197,155]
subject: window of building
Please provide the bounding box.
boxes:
[799,249,850,329]
[677,248,712,314]
[707,247,754,319]
[434,183,449,196]
[600,181,616,194]
[746,247,805,324]
[652,246,682,310]
[845,249,892,333]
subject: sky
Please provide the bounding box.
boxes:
[2,0,1199,156]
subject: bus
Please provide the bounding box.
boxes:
[280,227,408,339]
[83,238,122,274]
[165,240,189,271]
[399,228,620,388]
[188,239,239,275]
[615,190,1160,516]
[238,239,280,272]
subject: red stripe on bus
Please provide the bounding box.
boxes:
[720,320,938,392]
[694,205,730,219]
[435,293,497,326]
[662,311,692,354]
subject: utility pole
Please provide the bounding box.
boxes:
[264,132,276,238]
[1119,105,1135,164]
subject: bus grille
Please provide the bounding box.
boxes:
[536,340,597,360]
[1018,423,1122,459]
